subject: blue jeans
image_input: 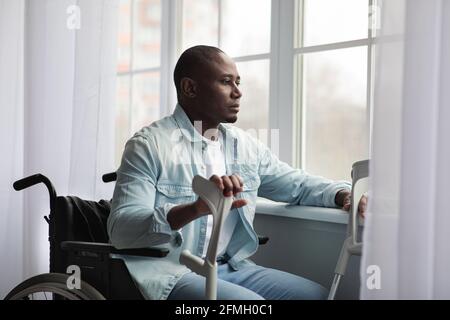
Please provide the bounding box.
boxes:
[167,262,328,300]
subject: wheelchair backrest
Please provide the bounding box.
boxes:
[51,196,111,273]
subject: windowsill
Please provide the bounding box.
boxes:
[255,198,350,225]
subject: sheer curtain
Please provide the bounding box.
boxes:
[361,0,450,299]
[0,0,118,298]
[0,0,25,300]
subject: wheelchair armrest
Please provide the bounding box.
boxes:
[61,241,169,258]
[258,235,269,245]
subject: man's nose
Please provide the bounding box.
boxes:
[232,84,242,99]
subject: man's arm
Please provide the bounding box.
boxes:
[252,138,351,208]
[107,135,179,249]
[167,202,203,231]
[252,135,368,215]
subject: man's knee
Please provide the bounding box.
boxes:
[217,282,265,300]
[237,266,328,300]
[169,272,264,300]
[291,282,328,300]
[277,274,328,300]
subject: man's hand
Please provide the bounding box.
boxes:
[168,174,248,230]
[335,189,368,218]
[194,174,248,215]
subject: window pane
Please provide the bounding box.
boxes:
[301,47,368,181]
[221,0,271,57]
[131,72,160,134]
[300,0,368,47]
[182,0,219,51]
[133,0,161,69]
[115,76,131,167]
[234,60,269,132]
[117,0,131,73]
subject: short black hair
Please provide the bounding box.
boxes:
[173,45,224,99]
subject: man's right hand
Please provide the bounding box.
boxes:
[168,174,248,230]
[193,174,248,216]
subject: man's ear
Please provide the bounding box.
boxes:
[180,77,197,98]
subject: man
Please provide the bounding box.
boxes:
[107,45,367,300]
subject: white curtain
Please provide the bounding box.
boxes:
[0,0,118,298]
[361,0,450,299]
[0,0,25,300]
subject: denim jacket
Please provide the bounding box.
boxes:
[107,104,351,300]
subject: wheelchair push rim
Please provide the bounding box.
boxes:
[4,273,106,300]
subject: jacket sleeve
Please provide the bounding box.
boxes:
[107,134,181,249]
[256,140,351,208]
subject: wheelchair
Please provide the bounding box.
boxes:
[5,172,269,300]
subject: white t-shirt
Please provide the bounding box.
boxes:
[201,133,238,258]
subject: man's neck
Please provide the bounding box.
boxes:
[180,104,220,138]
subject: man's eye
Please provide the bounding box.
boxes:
[222,79,241,86]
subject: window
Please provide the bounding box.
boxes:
[116,0,162,166]
[292,0,374,180]
[115,0,375,180]
[181,0,272,133]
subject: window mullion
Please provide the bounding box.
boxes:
[118,66,161,77]
[160,0,181,117]
[129,0,135,137]
[293,38,370,54]
[367,0,376,158]
[232,53,270,62]
[293,0,305,169]
[270,0,296,165]
[218,0,222,48]
[269,0,280,139]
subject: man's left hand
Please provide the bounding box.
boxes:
[335,190,368,218]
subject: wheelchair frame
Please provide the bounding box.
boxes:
[6,172,268,300]
[6,173,169,300]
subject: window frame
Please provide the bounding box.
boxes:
[117,0,376,170]
[272,0,376,167]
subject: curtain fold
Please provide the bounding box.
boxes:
[0,0,25,299]
[361,0,450,299]
[0,0,118,297]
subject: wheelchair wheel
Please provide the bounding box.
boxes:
[4,273,106,300]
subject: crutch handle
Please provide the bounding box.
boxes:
[179,175,233,300]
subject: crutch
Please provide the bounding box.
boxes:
[328,159,369,300]
[179,175,234,300]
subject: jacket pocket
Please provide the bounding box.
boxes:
[155,183,195,207]
[231,164,260,192]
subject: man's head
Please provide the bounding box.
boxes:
[173,45,242,128]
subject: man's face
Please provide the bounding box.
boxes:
[194,53,242,124]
